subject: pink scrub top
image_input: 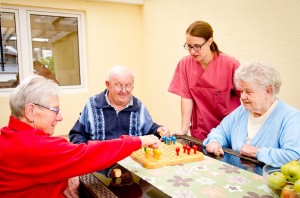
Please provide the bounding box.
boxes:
[168,53,241,140]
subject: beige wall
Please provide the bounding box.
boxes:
[141,0,300,133]
[1,0,300,136]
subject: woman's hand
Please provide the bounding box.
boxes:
[63,176,79,198]
[139,135,161,149]
[205,141,224,155]
[240,144,260,158]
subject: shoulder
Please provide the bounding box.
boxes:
[128,95,144,111]
[178,55,197,65]
[276,100,300,116]
[87,90,107,107]
[216,53,239,65]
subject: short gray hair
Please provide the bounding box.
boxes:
[234,61,281,95]
[10,75,61,118]
[106,65,135,81]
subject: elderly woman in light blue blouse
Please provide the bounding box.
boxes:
[203,61,300,165]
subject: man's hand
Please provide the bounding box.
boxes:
[63,176,79,198]
[157,126,170,137]
[205,141,224,155]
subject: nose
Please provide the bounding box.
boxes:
[240,92,247,99]
[189,48,197,54]
[56,112,63,121]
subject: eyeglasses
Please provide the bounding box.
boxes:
[183,40,208,51]
[111,84,134,92]
[34,103,60,115]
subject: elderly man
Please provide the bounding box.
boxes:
[203,61,300,166]
[69,65,169,176]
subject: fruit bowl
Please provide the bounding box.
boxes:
[263,164,300,198]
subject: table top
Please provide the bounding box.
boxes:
[92,135,273,198]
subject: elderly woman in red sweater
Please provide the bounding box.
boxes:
[0,75,160,198]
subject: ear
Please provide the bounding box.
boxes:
[105,81,110,88]
[24,103,35,122]
[208,37,214,45]
[266,86,273,95]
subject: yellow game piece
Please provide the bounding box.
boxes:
[156,150,161,160]
[153,148,158,157]
[145,148,151,158]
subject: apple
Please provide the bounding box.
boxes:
[281,160,300,174]
[294,179,300,193]
[268,171,287,189]
[285,165,300,183]
[281,160,300,175]
[281,160,300,183]
[281,184,298,198]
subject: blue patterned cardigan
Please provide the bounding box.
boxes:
[69,89,161,144]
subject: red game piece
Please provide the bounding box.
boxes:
[186,146,191,155]
[175,147,180,156]
[183,145,187,153]
[192,145,198,154]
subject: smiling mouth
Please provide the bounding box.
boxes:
[242,101,251,105]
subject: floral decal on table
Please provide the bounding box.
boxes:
[223,184,243,192]
[242,191,273,198]
[195,177,216,185]
[167,175,193,187]
[228,175,251,185]
[172,189,198,198]
[219,164,241,174]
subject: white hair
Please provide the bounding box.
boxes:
[10,75,61,118]
[234,61,281,95]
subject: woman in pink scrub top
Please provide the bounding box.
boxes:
[169,21,241,140]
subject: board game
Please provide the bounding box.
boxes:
[131,138,204,169]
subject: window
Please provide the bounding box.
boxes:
[0,11,18,88]
[0,6,86,92]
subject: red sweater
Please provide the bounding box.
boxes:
[0,116,142,197]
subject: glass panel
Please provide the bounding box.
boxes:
[30,14,81,86]
[0,12,19,88]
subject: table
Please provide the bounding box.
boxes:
[88,135,273,198]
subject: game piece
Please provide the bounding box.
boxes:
[175,147,180,156]
[166,137,171,145]
[183,145,187,153]
[155,150,161,160]
[145,148,151,158]
[153,148,158,157]
[131,142,204,169]
[162,136,166,144]
[171,136,177,144]
[192,145,198,154]
[111,168,122,178]
[186,146,191,155]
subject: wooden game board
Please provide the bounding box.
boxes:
[131,142,204,169]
